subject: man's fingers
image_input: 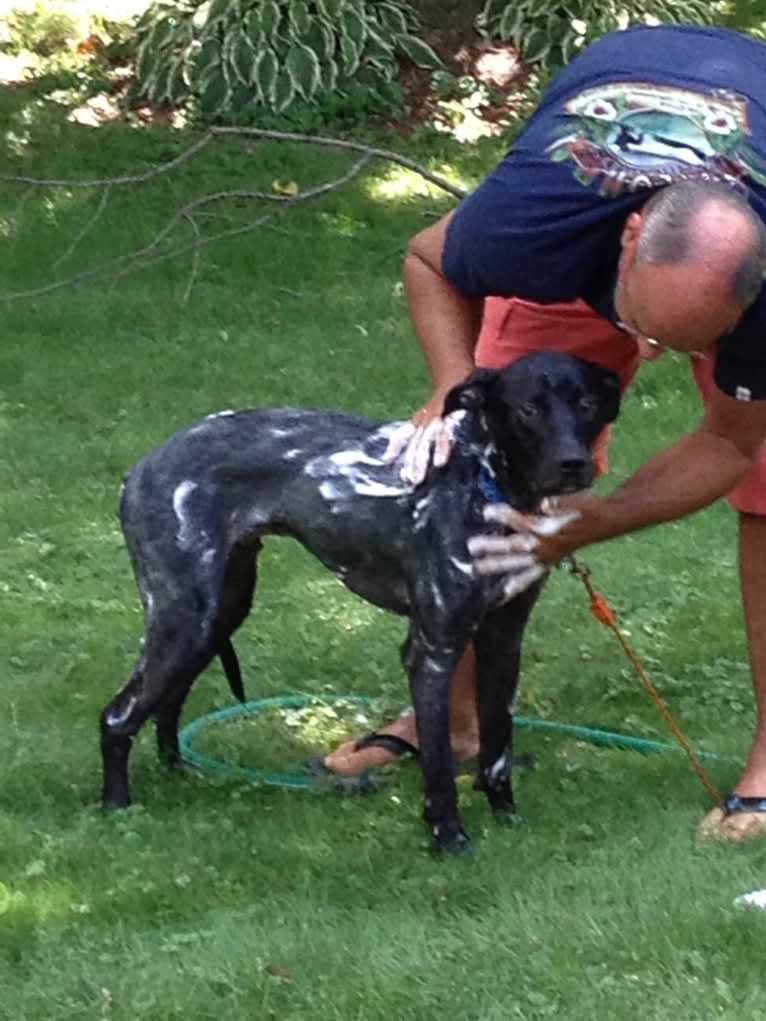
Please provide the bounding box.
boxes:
[502,565,546,599]
[431,424,452,469]
[467,534,539,557]
[483,503,581,536]
[467,529,546,594]
[382,421,416,464]
[402,420,438,485]
[482,503,518,528]
[386,408,462,484]
[472,552,539,575]
[432,413,459,468]
[531,509,581,535]
[400,417,458,485]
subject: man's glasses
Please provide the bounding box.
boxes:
[616,320,709,360]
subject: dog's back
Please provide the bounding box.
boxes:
[120,407,428,610]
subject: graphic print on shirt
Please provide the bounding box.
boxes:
[547,82,766,195]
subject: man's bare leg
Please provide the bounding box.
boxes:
[322,644,480,775]
[698,511,766,840]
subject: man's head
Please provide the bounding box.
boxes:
[614,180,766,356]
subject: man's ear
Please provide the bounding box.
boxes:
[442,368,500,415]
[589,363,622,425]
[618,210,643,282]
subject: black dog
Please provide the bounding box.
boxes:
[101,352,620,854]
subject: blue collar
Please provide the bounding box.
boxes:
[478,465,508,505]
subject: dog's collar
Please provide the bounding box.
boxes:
[478,465,508,505]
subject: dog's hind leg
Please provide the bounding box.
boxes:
[100,662,149,809]
[212,538,261,703]
[472,584,543,821]
[104,478,233,807]
[152,542,260,765]
[153,670,202,769]
[153,537,261,760]
[102,592,223,808]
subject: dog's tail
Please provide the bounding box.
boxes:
[218,638,246,703]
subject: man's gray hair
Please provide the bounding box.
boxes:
[636,179,766,309]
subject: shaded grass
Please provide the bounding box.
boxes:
[1,91,765,1020]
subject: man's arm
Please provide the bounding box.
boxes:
[533,386,766,563]
[470,386,766,589]
[403,211,484,423]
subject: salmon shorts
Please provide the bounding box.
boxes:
[475,296,766,515]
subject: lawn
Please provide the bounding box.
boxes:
[1,76,766,1020]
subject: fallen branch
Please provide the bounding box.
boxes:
[0,128,465,304]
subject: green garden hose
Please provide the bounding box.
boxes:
[178,694,742,790]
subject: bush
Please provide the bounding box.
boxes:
[476,0,717,71]
[132,0,442,119]
[1,2,78,57]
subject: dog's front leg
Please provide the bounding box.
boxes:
[472,584,543,822]
[402,626,469,856]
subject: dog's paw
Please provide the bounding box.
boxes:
[491,804,516,826]
[431,825,473,858]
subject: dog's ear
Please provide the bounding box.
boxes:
[587,363,621,425]
[442,369,500,415]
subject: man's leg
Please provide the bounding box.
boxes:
[689,358,766,840]
[322,297,638,776]
[322,645,478,774]
[734,512,766,792]
[697,513,766,839]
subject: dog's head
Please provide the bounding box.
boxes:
[443,352,621,506]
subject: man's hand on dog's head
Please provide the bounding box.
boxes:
[383,390,463,486]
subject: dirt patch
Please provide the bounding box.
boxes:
[392,27,531,138]
[389,0,532,138]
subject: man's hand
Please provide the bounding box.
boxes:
[383,391,463,486]
[467,499,585,599]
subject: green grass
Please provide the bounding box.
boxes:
[2,85,766,1021]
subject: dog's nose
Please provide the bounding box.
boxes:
[559,457,588,477]
[553,457,591,493]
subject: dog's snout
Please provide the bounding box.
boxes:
[559,456,588,476]
[550,455,592,494]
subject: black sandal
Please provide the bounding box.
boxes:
[352,731,419,759]
[304,731,418,793]
[723,793,766,815]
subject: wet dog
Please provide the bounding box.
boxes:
[101,352,620,854]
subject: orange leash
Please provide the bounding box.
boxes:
[568,557,724,809]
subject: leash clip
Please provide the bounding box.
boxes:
[567,555,590,581]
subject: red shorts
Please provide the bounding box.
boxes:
[475,296,766,515]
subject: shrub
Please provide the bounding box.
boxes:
[1,2,79,57]
[476,0,717,71]
[133,0,442,118]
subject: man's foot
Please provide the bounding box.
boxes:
[696,793,766,842]
[322,730,418,775]
[321,710,480,776]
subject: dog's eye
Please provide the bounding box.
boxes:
[578,395,597,413]
[518,402,539,420]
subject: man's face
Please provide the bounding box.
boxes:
[614,210,744,358]
[614,260,742,359]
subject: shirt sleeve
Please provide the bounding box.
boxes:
[714,295,766,401]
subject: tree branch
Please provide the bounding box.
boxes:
[0,131,216,189]
[210,127,467,199]
[0,129,465,303]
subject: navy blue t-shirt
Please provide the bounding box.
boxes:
[443,25,766,399]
